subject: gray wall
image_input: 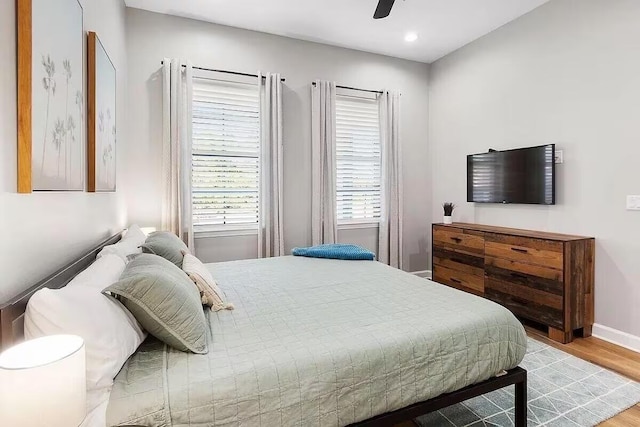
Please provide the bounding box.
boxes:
[125,9,431,272]
[0,0,128,302]
[428,0,640,336]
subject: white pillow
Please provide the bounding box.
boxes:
[97,224,147,262]
[24,287,146,392]
[67,253,125,291]
[182,253,234,311]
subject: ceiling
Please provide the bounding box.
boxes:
[124,0,550,63]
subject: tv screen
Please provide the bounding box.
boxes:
[467,144,555,205]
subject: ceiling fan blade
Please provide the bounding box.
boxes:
[373,0,396,19]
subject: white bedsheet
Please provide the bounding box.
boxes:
[81,389,110,427]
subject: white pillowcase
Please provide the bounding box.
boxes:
[24,287,146,392]
[67,253,125,291]
[182,253,234,311]
[97,224,147,262]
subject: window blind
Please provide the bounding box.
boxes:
[192,78,260,229]
[335,94,382,223]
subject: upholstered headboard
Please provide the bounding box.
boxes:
[0,232,123,351]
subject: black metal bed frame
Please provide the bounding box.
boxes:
[351,367,527,426]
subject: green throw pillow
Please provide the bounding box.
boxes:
[104,254,208,354]
[140,231,189,268]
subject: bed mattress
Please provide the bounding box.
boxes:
[107,256,526,426]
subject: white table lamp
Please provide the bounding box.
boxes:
[0,335,86,427]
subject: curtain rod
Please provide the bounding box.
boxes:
[311,81,383,94]
[160,61,285,82]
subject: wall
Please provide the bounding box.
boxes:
[0,0,128,303]
[125,9,431,272]
[429,0,640,338]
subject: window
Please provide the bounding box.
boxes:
[335,94,382,224]
[192,77,260,231]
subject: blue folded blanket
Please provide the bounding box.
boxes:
[292,244,375,261]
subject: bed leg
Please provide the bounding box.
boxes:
[514,371,527,427]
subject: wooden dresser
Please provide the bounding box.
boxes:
[432,223,595,343]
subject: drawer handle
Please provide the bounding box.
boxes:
[451,257,464,264]
[511,247,528,254]
[510,272,528,280]
[450,237,462,243]
[450,278,462,284]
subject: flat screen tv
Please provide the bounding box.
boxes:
[467,144,555,205]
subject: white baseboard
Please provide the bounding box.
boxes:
[411,270,432,279]
[592,323,640,353]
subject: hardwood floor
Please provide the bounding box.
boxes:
[600,405,640,427]
[525,326,640,426]
[394,327,640,426]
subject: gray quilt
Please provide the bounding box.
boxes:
[107,256,526,427]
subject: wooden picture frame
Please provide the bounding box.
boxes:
[87,31,117,192]
[17,0,85,193]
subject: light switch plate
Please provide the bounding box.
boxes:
[555,150,564,164]
[627,195,640,211]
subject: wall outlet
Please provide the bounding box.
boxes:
[626,195,640,211]
[555,150,564,164]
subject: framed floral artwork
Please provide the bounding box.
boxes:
[17,0,84,192]
[87,32,116,192]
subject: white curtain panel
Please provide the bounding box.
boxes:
[258,72,285,257]
[161,59,195,252]
[378,91,403,268]
[311,80,338,245]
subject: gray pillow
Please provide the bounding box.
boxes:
[140,231,189,267]
[104,254,208,354]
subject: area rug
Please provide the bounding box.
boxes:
[415,337,640,426]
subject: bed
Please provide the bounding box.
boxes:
[0,233,528,427]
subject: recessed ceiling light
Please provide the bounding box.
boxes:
[404,32,418,42]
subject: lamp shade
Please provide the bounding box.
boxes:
[0,335,86,427]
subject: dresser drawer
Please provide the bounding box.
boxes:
[433,225,484,257]
[485,256,564,285]
[485,270,563,329]
[485,289,564,329]
[485,264,563,295]
[485,233,563,270]
[433,248,484,276]
[433,264,484,296]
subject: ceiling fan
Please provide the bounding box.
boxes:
[373,0,396,19]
